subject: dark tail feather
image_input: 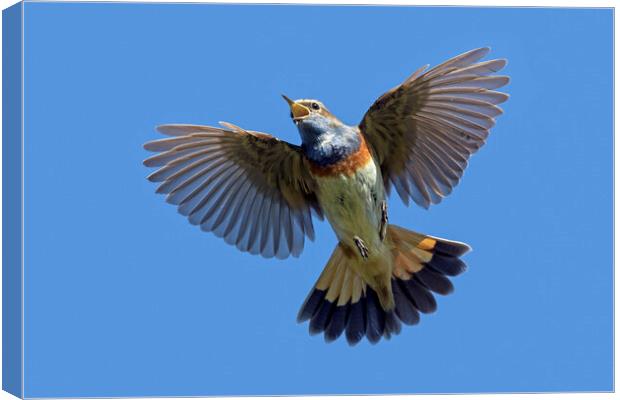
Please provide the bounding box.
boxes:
[324,305,348,342]
[299,283,402,346]
[364,289,386,344]
[345,299,365,345]
[392,279,420,325]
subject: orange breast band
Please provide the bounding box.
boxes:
[309,133,373,177]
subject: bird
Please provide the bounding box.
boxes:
[143,47,509,345]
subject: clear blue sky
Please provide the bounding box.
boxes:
[22,3,612,397]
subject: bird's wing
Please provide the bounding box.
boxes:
[359,47,509,208]
[143,123,322,259]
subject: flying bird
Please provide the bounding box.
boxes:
[143,47,509,345]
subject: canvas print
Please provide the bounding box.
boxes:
[2,1,613,398]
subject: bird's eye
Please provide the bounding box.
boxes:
[311,102,320,110]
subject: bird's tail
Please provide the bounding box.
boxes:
[297,224,471,345]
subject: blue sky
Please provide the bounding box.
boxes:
[22,3,612,397]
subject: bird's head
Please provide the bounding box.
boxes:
[282,95,346,144]
[282,95,360,164]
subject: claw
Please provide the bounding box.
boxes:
[353,236,369,259]
[379,201,388,241]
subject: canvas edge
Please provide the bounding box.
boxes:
[2,1,24,398]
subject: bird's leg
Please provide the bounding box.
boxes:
[353,236,369,259]
[379,200,388,242]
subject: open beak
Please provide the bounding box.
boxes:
[282,94,310,120]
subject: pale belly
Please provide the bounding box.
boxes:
[314,159,386,254]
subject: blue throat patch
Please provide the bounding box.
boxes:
[296,115,361,167]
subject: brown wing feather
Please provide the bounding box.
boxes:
[144,123,322,259]
[360,47,510,208]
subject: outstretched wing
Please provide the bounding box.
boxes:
[360,47,509,208]
[143,123,322,259]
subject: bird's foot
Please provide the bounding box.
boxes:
[353,236,369,259]
[379,201,388,241]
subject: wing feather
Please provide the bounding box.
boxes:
[213,172,250,237]
[360,47,509,207]
[144,123,322,259]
